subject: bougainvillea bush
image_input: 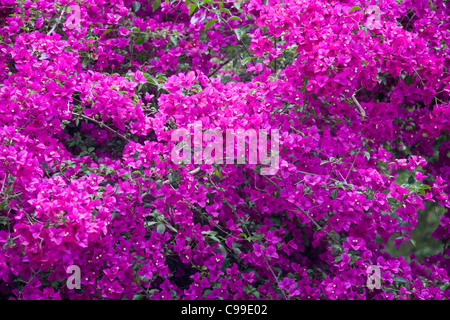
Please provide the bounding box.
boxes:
[0,0,449,300]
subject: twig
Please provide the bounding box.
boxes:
[208,58,232,77]
[351,94,366,118]
[291,206,344,251]
[142,168,202,198]
[404,13,416,30]
[31,7,66,56]
[161,167,201,185]
[289,125,305,137]
[183,199,234,238]
[345,146,362,181]
[413,68,424,87]
[47,7,66,35]
[72,112,130,143]
[0,172,9,195]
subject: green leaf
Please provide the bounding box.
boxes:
[232,247,242,255]
[207,233,221,242]
[238,232,248,240]
[235,28,244,41]
[229,16,242,22]
[202,289,212,298]
[408,176,415,184]
[404,74,414,86]
[363,151,370,160]
[145,221,158,227]
[135,36,145,45]
[348,6,362,13]
[156,223,166,233]
[242,56,252,65]
[234,2,241,10]
[170,35,177,46]
[144,74,159,86]
[218,244,227,259]
[132,1,141,12]
[419,184,431,190]
[41,162,49,175]
[213,8,222,22]
[188,3,197,16]
[220,7,232,16]
[393,277,407,284]
[331,189,337,200]
[204,19,217,31]
[320,160,329,165]
[152,0,161,11]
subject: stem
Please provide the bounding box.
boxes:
[274,36,277,73]
[293,206,344,251]
[290,125,305,137]
[351,94,366,118]
[47,7,66,35]
[72,112,130,143]
[0,172,9,195]
[208,58,232,77]
[345,146,362,181]
[31,7,66,56]
[413,68,425,87]
[162,167,201,185]
[142,168,202,198]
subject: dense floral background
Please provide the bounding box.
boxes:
[0,0,449,300]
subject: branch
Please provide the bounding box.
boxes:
[351,94,366,118]
[292,206,344,251]
[345,146,362,181]
[161,167,201,185]
[31,7,66,56]
[208,58,232,77]
[47,7,66,35]
[413,68,425,87]
[72,112,130,143]
[289,125,305,137]
[141,167,202,198]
